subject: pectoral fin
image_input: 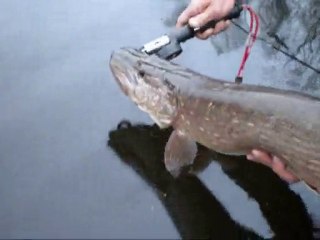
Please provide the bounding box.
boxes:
[164,130,197,177]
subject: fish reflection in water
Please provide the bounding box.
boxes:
[108,120,317,239]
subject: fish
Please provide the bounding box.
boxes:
[109,47,320,192]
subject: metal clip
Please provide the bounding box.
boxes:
[141,35,170,54]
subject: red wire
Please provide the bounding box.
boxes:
[236,4,260,81]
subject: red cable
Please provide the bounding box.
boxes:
[235,4,260,83]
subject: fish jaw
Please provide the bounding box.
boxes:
[109,47,178,128]
[109,48,139,98]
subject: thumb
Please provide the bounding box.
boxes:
[189,5,223,28]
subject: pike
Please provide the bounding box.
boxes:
[109,47,320,192]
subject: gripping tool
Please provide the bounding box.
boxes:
[140,4,243,60]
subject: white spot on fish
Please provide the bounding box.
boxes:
[306,163,319,170]
[181,114,185,120]
[247,122,255,127]
[260,134,267,139]
[308,159,319,166]
[186,120,190,126]
[258,134,268,144]
[199,127,205,132]
[150,100,157,107]
[293,137,301,143]
[214,133,220,138]
[190,111,195,116]
[177,129,186,136]
[232,119,239,124]
[219,138,229,144]
[206,102,216,115]
[204,117,210,121]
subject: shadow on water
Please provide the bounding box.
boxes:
[108,120,317,239]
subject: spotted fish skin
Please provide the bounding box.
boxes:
[109,47,320,192]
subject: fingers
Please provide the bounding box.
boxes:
[247,149,273,167]
[196,20,231,39]
[189,4,224,28]
[246,149,299,184]
[176,1,210,27]
[213,20,231,34]
[196,28,215,40]
[271,157,299,183]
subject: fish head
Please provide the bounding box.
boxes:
[109,47,178,128]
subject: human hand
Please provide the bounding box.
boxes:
[246,149,299,183]
[176,0,235,39]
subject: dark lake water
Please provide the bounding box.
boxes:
[0,0,319,238]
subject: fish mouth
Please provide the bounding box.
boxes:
[110,47,152,105]
[109,62,131,95]
[109,48,140,96]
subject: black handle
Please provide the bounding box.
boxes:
[173,4,243,43]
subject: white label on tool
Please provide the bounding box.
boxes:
[142,35,170,53]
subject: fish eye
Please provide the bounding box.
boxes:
[138,71,145,78]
